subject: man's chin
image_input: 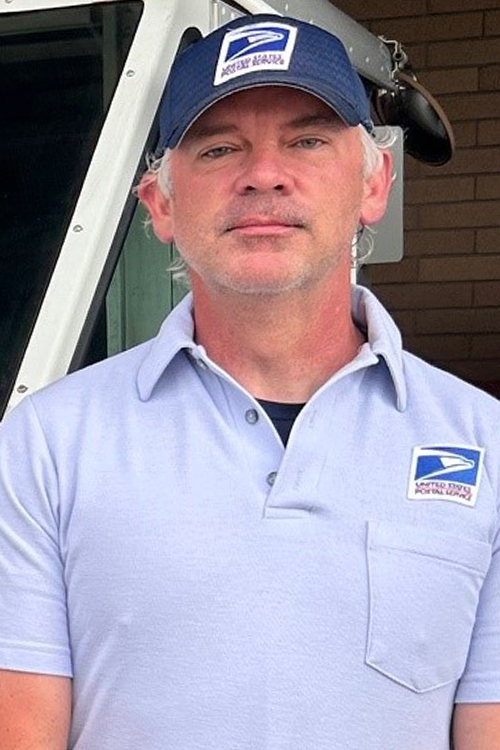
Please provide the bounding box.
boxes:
[210,270,312,297]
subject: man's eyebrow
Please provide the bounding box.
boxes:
[285,114,345,130]
[182,123,239,144]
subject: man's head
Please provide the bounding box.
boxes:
[139,15,392,297]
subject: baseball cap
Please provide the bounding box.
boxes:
[158,14,373,150]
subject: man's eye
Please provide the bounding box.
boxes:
[202,146,235,159]
[294,137,324,149]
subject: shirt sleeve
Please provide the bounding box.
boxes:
[455,521,500,703]
[0,397,72,677]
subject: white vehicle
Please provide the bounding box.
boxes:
[0,0,452,419]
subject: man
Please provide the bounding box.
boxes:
[1,14,499,750]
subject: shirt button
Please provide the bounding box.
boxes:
[245,408,259,424]
[196,358,208,370]
[266,471,277,486]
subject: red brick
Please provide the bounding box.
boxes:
[419,255,500,282]
[448,360,500,383]
[328,0,427,20]
[405,335,470,360]
[420,147,500,176]
[478,120,500,145]
[474,281,500,306]
[477,228,500,253]
[420,68,479,95]
[439,92,500,121]
[477,175,500,199]
[403,155,423,179]
[391,310,417,337]
[371,13,483,43]
[404,43,427,70]
[452,121,477,148]
[480,66,500,91]
[405,229,475,256]
[416,308,500,334]
[420,201,500,229]
[428,39,500,68]
[375,281,472,309]
[429,0,500,12]
[471,335,500,358]
[404,205,419,230]
[485,9,500,36]
[369,257,419,283]
[405,176,474,204]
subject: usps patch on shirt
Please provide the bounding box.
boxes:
[408,445,485,507]
[214,21,298,86]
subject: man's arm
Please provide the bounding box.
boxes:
[453,703,500,749]
[0,670,71,750]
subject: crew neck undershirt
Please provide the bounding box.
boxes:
[257,399,305,446]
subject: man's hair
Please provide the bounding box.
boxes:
[143,125,394,280]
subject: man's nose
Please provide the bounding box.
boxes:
[234,147,294,195]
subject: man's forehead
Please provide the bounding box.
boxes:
[181,86,345,142]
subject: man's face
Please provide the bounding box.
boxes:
[146,86,389,296]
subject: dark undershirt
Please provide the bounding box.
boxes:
[258,399,306,447]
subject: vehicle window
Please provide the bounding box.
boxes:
[105,205,188,359]
[0,2,143,416]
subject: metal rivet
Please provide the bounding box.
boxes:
[365,56,370,63]
[284,2,289,9]
[245,409,259,425]
[73,224,83,233]
[267,471,277,487]
[126,69,135,77]
[17,384,28,393]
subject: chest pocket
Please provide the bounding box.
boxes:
[366,521,491,693]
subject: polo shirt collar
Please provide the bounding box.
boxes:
[137,286,407,411]
[351,285,407,411]
[137,292,197,401]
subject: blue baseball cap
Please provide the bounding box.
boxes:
[158,14,373,150]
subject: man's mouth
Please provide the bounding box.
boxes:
[227,217,304,234]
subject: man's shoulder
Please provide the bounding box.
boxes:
[43,340,152,399]
[14,339,156,434]
[402,348,500,412]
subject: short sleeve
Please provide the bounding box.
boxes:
[455,523,500,703]
[0,397,72,676]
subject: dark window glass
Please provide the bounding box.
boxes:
[0,2,143,416]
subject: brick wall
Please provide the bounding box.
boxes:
[331,0,500,396]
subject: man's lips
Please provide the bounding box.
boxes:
[226,217,304,233]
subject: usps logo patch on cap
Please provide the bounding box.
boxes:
[408,445,485,507]
[214,21,298,86]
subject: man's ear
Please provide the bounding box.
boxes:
[359,149,393,226]
[137,173,174,243]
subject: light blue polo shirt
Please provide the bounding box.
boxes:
[1,286,500,750]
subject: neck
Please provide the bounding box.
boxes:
[191,269,364,403]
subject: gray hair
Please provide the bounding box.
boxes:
[144,125,395,280]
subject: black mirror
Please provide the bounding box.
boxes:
[372,71,455,166]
